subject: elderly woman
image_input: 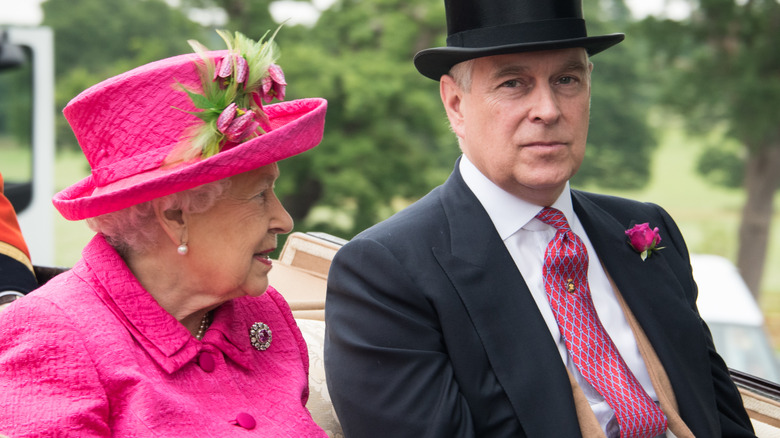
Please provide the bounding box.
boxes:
[0,30,328,437]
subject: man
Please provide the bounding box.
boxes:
[324,0,755,437]
[0,172,37,311]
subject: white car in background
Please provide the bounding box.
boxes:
[692,254,780,383]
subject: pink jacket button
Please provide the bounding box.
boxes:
[198,353,215,372]
[233,412,256,430]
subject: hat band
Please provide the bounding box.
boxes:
[447,18,587,49]
[92,148,168,187]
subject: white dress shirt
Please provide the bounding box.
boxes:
[459,156,667,437]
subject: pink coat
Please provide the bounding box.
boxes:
[0,235,327,437]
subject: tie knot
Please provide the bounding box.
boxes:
[535,207,571,232]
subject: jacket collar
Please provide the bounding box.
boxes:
[571,191,722,436]
[436,172,719,435]
[570,191,690,348]
[458,154,577,240]
[77,235,254,374]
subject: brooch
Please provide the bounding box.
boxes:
[249,322,272,351]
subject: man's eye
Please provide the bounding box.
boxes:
[501,79,520,88]
[558,76,576,85]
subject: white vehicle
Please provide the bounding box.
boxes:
[0,26,55,266]
[692,253,780,382]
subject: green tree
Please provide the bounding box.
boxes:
[278,0,454,237]
[180,0,276,37]
[205,0,454,239]
[573,0,657,190]
[639,0,780,297]
[205,0,657,240]
[40,0,660,246]
[42,0,206,150]
[43,0,205,77]
[0,53,33,150]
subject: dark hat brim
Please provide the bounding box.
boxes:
[413,33,624,81]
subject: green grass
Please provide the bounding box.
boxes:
[53,149,92,267]
[0,137,33,181]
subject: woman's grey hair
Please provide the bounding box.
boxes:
[87,178,231,255]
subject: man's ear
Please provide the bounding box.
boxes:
[153,201,187,246]
[440,74,466,139]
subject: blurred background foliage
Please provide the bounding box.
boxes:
[636,0,780,296]
[13,0,780,298]
[39,0,658,233]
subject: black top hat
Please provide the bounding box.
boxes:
[414,0,625,80]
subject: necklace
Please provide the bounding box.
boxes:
[195,312,211,340]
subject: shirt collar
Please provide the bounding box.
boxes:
[458,154,575,238]
[79,235,253,373]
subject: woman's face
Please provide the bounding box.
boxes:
[183,163,293,301]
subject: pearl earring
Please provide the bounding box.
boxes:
[177,243,189,255]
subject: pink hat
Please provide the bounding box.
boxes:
[53,31,327,221]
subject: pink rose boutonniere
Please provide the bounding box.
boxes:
[625,223,664,261]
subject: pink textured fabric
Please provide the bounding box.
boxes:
[0,235,327,437]
[52,49,327,221]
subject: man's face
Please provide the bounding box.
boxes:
[441,48,593,206]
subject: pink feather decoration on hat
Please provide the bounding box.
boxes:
[165,28,286,166]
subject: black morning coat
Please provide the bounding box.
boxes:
[325,160,755,437]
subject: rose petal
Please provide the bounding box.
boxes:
[652,227,662,246]
[626,223,655,252]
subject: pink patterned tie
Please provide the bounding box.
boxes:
[536,207,667,438]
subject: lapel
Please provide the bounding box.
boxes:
[571,191,699,364]
[571,191,720,435]
[431,168,583,437]
[571,192,686,346]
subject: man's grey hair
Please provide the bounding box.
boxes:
[448,59,475,92]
